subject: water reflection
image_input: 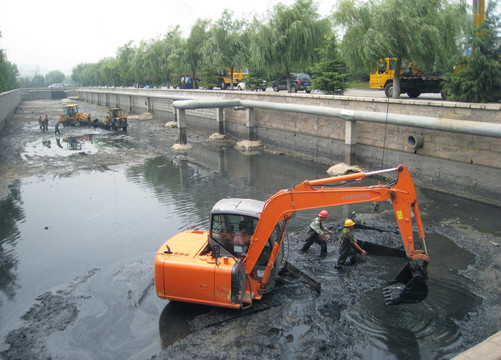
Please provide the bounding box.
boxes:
[21,133,133,159]
[0,181,24,304]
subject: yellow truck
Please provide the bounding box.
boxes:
[219,67,248,90]
[369,58,444,99]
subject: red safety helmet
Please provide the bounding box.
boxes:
[319,210,329,218]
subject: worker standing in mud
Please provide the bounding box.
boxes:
[55,119,61,135]
[43,115,49,131]
[300,210,334,258]
[335,219,367,269]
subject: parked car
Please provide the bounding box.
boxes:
[272,73,312,93]
[48,83,64,89]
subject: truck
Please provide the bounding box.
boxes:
[219,67,248,90]
[59,104,91,127]
[155,164,430,309]
[370,58,445,99]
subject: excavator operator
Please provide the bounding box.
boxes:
[335,219,367,269]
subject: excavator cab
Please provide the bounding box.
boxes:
[209,212,257,258]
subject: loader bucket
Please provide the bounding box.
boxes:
[383,262,428,305]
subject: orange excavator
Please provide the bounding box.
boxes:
[155,165,430,309]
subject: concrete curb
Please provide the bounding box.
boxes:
[451,330,501,359]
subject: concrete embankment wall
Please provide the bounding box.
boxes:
[79,88,501,206]
[0,89,22,135]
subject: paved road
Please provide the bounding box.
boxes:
[263,87,445,101]
[344,88,444,100]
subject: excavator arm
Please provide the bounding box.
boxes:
[243,165,430,304]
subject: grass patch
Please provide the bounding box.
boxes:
[346,81,370,89]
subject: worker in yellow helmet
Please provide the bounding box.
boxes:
[335,219,367,269]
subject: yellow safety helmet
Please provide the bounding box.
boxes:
[344,219,355,227]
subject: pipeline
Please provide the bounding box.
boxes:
[173,98,501,139]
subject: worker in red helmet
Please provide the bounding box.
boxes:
[335,219,367,269]
[300,210,334,258]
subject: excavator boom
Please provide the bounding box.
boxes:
[155,164,430,308]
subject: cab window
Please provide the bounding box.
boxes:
[210,214,258,257]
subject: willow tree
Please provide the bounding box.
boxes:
[335,0,466,98]
[182,20,210,89]
[205,10,248,90]
[116,41,137,86]
[252,0,330,92]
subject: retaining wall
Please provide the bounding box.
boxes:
[78,88,501,206]
[0,89,22,135]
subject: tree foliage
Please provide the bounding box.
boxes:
[205,10,248,89]
[45,70,65,85]
[442,2,501,102]
[0,48,19,92]
[253,0,330,92]
[183,20,209,88]
[335,0,466,97]
[309,34,348,94]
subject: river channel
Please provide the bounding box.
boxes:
[0,99,500,359]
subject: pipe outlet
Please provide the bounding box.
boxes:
[407,134,424,149]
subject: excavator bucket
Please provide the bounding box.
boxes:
[383,262,428,305]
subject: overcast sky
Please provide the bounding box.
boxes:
[0,0,335,77]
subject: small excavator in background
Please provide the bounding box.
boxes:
[155,165,430,309]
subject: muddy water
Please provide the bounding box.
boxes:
[1,118,501,359]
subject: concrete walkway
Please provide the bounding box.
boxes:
[452,330,501,359]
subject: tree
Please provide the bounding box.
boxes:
[98,58,120,86]
[0,31,19,92]
[159,27,183,88]
[205,9,249,90]
[441,2,501,102]
[252,0,330,92]
[309,34,348,94]
[335,0,466,98]
[183,20,210,89]
[116,41,137,86]
[71,63,85,85]
[31,73,45,87]
[45,70,65,85]
[0,50,19,92]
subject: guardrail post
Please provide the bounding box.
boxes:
[246,107,256,141]
[177,108,187,144]
[345,119,357,165]
[217,107,224,134]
